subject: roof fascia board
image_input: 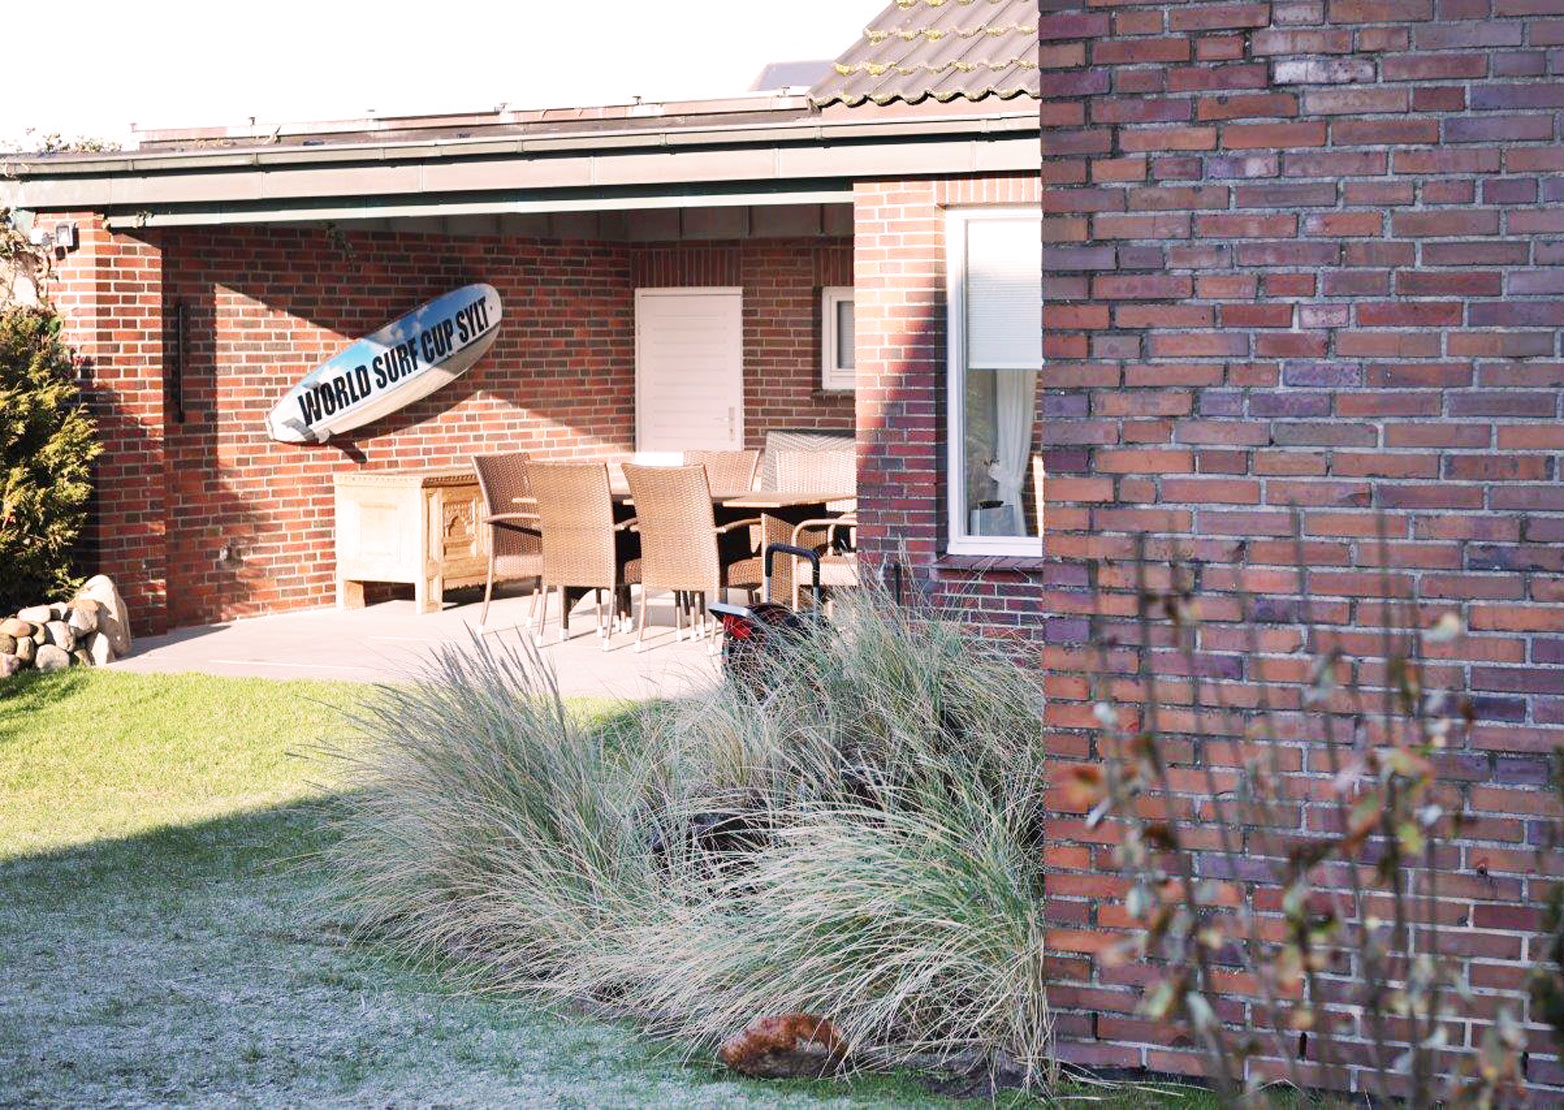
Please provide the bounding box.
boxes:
[14,135,1040,213]
[101,187,857,229]
[7,110,1038,178]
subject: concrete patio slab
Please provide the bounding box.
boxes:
[109,589,722,702]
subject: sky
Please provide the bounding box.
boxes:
[4,0,883,149]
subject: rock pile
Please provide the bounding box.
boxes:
[0,575,131,678]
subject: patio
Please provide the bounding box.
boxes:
[108,588,719,699]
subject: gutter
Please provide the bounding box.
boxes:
[101,188,860,230]
[5,110,1038,179]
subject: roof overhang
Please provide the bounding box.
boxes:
[2,109,1038,228]
[100,186,857,230]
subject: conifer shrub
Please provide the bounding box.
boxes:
[0,306,101,612]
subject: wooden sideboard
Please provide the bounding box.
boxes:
[333,466,489,613]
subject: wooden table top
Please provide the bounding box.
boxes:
[720,490,855,510]
[515,489,854,509]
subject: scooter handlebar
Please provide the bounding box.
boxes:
[763,543,823,606]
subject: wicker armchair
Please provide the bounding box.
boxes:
[772,449,858,609]
[782,516,859,610]
[773,448,856,511]
[527,461,641,649]
[684,449,760,493]
[621,463,763,651]
[471,452,543,626]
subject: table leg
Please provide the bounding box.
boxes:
[339,579,366,609]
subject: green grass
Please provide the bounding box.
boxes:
[0,668,1217,1107]
[0,668,360,857]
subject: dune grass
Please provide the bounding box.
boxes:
[328,587,1058,1088]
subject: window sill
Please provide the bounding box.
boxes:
[814,387,855,399]
[935,553,1050,572]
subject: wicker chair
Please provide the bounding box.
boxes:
[471,452,543,626]
[774,449,855,507]
[526,461,640,649]
[683,449,760,493]
[772,449,858,609]
[621,463,763,651]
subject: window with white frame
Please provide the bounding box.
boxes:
[945,208,1043,557]
[821,286,855,391]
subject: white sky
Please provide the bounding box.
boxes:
[4,0,883,149]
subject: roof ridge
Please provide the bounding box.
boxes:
[834,57,1038,78]
[840,85,1038,107]
[865,22,1038,44]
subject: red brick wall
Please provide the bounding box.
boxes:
[52,224,848,630]
[855,174,1051,631]
[853,3,1564,1093]
[47,215,169,633]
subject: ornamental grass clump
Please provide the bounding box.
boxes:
[326,635,657,983]
[326,585,1053,1087]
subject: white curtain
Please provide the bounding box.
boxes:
[987,369,1038,536]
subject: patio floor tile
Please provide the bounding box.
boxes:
[108,590,721,701]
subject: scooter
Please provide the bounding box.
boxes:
[709,543,825,690]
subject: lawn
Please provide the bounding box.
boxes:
[0,669,1213,1107]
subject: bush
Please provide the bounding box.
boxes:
[326,587,1053,1087]
[1071,536,1525,1107]
[0,306,100,612]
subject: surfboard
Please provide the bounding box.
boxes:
[265,283,502,444]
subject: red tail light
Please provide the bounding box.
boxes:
[719,614,755,640]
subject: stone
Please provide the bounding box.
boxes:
[31,628,45,645]
[71,648,91,666]
[0,653,19,678]
[14,637,34,665]
[16,605,52,624]
[76,575,131,657]
[0,634,12,656]
[65,601,99,636]
[34,644,70,672]
[50,603,68,620]
[0,618,33,639]
[718,1014,847,1080]
[84,631,112,665]
[44,621,76,653]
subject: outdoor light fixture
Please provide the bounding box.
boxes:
[25,221,79,253]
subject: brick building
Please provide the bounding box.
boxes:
[2,4,1038,630]
[1013,0,1564,1095]
[7,0,1564,1097]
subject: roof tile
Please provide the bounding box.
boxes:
[810,0,1041,107]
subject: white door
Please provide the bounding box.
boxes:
[635,288,744,453]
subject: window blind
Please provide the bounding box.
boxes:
[965,217,1043,370]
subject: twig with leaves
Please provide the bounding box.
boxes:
[1065,522,1527,1107]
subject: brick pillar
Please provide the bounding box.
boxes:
[853,180,946,580]
[48,215,168,635]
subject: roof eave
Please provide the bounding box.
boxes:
[4,111,1040,220]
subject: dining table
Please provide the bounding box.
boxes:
[513,486,854,606]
